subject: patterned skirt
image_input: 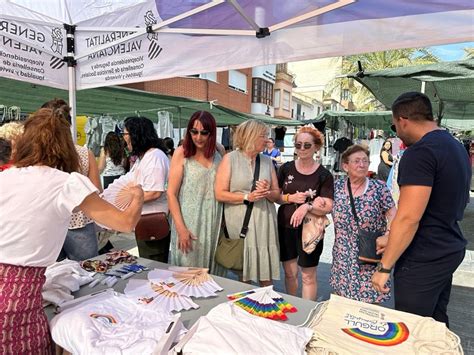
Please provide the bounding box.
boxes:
[0,263,52,354]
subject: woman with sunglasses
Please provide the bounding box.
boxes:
[168,111,224,273]
[215,119,281,285]
[330,144,396,304]
[277,126,334,301]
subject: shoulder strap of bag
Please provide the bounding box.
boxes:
[347,178,360,227]
[222,154,261,239]
[239,154,260,238]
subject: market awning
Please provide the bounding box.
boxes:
[0,76,250,126]
[315,110,393,131]
[348,59,474,130]
[0,76,308,127]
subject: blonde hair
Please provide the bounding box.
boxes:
[0,122,24,141]
[294,126,324,148]
[233,119,268,152]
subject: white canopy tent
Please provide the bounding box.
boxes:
[1,0,473,136]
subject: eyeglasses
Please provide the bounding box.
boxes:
[390,124,397,133]
[122,132,129,136]
[294,142,314,150]
[189,128,210,136]
[348,159,370,165]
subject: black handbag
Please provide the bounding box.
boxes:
[215,155,260,271]
[347,178,383,264]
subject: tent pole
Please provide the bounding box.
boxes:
[65,24,77,143]
[178,107,182,140]
[68,66,77,143]
[421,81,426,93]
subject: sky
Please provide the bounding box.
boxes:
[428,41,473,61]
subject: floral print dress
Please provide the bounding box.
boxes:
[330,177,395,303]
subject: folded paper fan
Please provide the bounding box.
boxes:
[230,287,297,321]
[123,279,198,312]
[233,290,287,321]
[101,173,137,211]
[149,267,222,298]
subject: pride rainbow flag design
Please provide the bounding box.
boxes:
[234,296,287,320]
[342,322,409,346]
[89,313,118,324]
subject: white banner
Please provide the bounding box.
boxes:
[0,18,68,88]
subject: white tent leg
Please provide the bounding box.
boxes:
[68,65,77,143]
[421,81,426,93]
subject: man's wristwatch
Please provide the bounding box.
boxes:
[243,193,250,206]
[376,262,392,273]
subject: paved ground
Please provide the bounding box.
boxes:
[110,192,474,353]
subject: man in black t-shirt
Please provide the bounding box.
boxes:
[372,92,471,326]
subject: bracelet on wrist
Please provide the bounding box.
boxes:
[285,193,290,203]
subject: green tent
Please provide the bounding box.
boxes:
[0,77,308,128]
[348,59,474,130]
[314,110,393,131]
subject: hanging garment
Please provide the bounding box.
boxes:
[99,115,116,146]
[157,111,174,138]
[85,116,101,156]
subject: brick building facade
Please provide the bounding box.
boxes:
[124,69,252,113]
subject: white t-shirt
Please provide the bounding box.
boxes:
[0,166,98,267]
[130,148,169,215]
[50,293,183,355]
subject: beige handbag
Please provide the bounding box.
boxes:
[301,214,330,254]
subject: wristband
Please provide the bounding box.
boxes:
[285,193,290,203]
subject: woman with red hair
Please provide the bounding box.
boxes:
[277,126,334,301]
[167,111,224,273]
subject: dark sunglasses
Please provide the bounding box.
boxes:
[294,142,313,150]
[390,124,397,133]
[189,128,210,136]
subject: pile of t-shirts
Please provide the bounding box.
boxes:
[305,294,463,355]
[50,292,186,355]
[42,259,94,307]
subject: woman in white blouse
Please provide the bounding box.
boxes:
[0,108,143,354]
[122,116,170,262]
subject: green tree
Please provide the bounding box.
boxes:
[327,48,439,111]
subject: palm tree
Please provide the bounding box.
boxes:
[464,47,474,59]
[326,48,439,111]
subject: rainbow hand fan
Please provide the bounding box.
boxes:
[230,287,297,321]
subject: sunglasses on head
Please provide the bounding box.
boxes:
[294,142,313,150]
[189,128,210,136]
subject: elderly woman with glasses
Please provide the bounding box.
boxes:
[215,119,281,286]
[168,111,224,274]
[330,144,396,304]
[277,126,334,300]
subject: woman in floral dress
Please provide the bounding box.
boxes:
[330,144,396,303]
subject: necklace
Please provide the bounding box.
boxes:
[349,178,366,196]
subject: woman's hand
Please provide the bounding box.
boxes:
[290,204,310,228]
[255,179,270,192]
[289,191,307,204]
[376,235,389,255]
[177,228,198,254]
[313,197,327,210]
[249,189,269,202]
